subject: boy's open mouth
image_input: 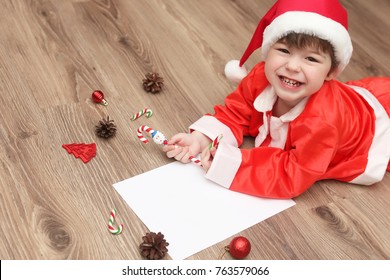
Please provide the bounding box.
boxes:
[279,76,302,87]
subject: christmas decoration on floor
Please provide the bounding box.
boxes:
[62,143,96,163]
[95,116,117,138]
[139,232,169,260]
[131,108,153,120]
[142,72,164,93]
[91,90,108,106]
[220,236,251,259]
[108,209,123,235]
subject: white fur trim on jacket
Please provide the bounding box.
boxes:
[205,141,242,189]
[348,85,390,185]
[189,115,238,147]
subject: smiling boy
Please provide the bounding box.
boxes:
[163,0,390,198]
[265,33,337,116]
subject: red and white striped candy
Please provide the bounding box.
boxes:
[131,108,153,121]
[137,125,168,145]
[209,134,223,149]
[188,135,223,167]
[137,125,155,144]
[108,209,123,235]
[189,155,202,166]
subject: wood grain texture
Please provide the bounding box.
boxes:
[0,0,389,260]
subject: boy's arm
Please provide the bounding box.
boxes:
[206,119,339,198]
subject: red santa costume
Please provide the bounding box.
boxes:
[189,0,390,198]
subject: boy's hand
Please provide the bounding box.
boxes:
[200,147,217,172]
[162,131,211,163]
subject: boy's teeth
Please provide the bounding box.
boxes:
[282,77,301,87]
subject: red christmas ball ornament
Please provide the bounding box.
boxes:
[92,90,108,106]
[225,236,251,259]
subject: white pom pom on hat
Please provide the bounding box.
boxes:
[224,0,353,83]
[224,60,248,84]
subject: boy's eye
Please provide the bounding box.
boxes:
[277,48,289,54]
[306,56,318,62]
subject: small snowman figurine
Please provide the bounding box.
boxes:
[151,130,168,145]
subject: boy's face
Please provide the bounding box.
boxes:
[264,41,335,108]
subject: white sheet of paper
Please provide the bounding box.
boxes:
[113,162,295,260]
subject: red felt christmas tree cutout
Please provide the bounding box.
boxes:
[62,143,96,163]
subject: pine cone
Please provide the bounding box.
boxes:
[142,72,164,93]
[139,232,169,260]
[95,116,117,138]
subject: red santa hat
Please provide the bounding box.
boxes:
[225,0,353,83]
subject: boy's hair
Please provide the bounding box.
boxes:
[277,32,338,74]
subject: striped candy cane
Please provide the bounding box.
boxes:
[189,155,202,166]
[131,108,153,121]
[189,134,223,166]
[209,134,223,149]
[108,209,123,235]
[137,125,168,145]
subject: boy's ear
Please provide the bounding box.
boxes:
[325,69,338,81]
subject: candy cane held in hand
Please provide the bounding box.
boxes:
[137,125,201,165]
[137,125,168,145]
[189,134,223,166]
[131,108,153,121]
[108,209,123,235]
[137,125,223,167]
[209,134,223,149]
[188,155,202,166]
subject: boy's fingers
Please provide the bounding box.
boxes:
[162,144,175,152]
[201,153,211,172]
[202,161,211,172]
[174,148,190,163]
[168,133,188,145]
[166,146,182,158]
[201,149,210,162]
[210,147,217,157]
[181,152,193,163]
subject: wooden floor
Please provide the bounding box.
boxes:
[0,0,389,260]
